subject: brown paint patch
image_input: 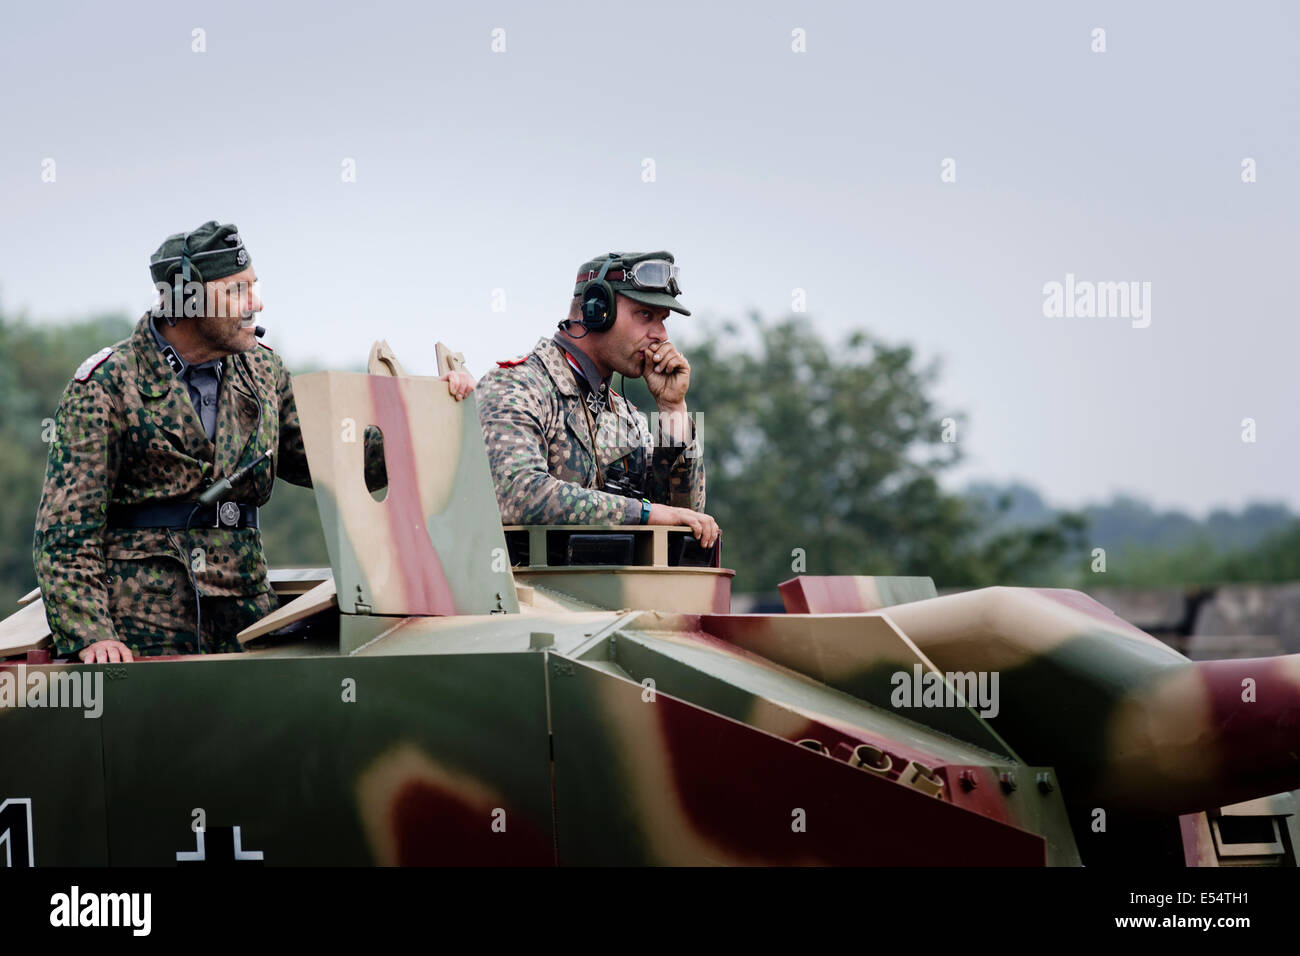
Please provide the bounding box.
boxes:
[356,743,551,866]
[582,666,1042,864]
[390,781,550,866]
[1100,656,1300,813]
[779,576,871,613]
[649,684,1043,865]
[1200,657,1300,796]
[368,377,456,615]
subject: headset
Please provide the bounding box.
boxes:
[163,232,199,327]
[179,231,198,284]
[576,253,621,333]
[173,229,266,336]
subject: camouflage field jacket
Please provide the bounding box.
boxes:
[33,314,312,655]
[476,337,705,525]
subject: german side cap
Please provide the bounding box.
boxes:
[149,220,251,286]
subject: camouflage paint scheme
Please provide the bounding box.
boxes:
[784,578,1300,816]
[32,315,309,657]
[476,337,704,525]
[780,574,938,612]
[292,370,519,621]
[2,347,1297,867]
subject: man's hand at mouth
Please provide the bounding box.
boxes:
[642,341,690,408]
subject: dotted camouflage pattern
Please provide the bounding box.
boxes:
[33,314,311,657]
[476,337,705,525]
[109,584,277,657]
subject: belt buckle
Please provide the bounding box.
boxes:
[215,501,241,529]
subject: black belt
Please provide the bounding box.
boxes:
[106,501,259,530]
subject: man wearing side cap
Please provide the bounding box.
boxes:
[30,220,305,663]
[477,251,718,547]
[31,221,475,664]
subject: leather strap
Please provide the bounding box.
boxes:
[106,501,259,530]
[576,269,628,284]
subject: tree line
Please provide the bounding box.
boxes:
[0,306,1293,613]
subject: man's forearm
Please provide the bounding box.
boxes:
[497,469,642,525]
[33,529,117,657]
[646,438,705,512]
[34,379,123,657]
[655,401,693,447]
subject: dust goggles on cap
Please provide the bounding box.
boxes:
[576,259,681,296]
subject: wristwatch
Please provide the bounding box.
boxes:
[639,498,652,525]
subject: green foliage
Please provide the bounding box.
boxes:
[626,313,1089,591]
[0,311,137,610]
[1086,519,1300,588]
[1215,520,1300,581]
[0,307,327,612]
[258,482,330,570]
[965,481,1296,589]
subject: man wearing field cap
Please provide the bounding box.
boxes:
[477,250,718,547]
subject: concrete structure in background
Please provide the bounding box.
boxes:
[1191,584,1300,657]
[1087,584,1300,660]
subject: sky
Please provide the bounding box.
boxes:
[2,0,1297,517]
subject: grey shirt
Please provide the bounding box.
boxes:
[149,316,223,442]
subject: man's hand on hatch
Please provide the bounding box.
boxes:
[648,504,719,548]
[440,369,476,401]
[79,639,135,663]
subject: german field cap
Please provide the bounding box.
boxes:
[149,220,251,286]
[574,250,690,316]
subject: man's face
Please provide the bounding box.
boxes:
[196,267,262,355]
[598,294,670,377]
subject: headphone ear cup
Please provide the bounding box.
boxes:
[581,281,615,332]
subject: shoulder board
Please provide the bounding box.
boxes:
[496,356,528,368]
[257,341,275,352]
[74,347,114,382]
